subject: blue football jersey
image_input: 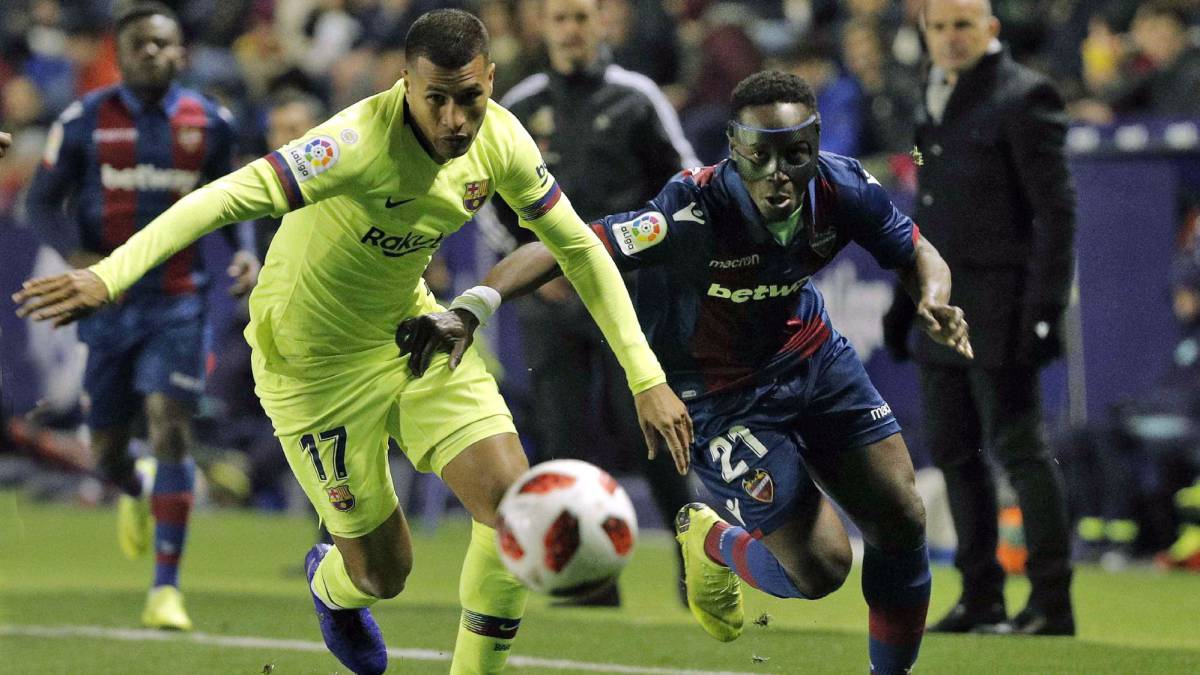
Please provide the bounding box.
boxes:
[27,83,238,300]
[589,153,919,399]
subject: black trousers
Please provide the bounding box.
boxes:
[918,362,1073,611]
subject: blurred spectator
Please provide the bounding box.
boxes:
[478,0,526,96]
[840,19,920,156]
[1106,2,1200,117]
[679,12,762,164]
[299,0,364,79]
[777,39,863,156]
[0,77,47,212]
[602,0,681,85]
[489,0,698,607]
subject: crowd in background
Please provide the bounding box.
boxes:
[2,0,1200,565]
[2,0,1199,213]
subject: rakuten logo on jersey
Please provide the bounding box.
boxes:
[100,164,199,192]
[361,226,445,258]
[706,278,809,303]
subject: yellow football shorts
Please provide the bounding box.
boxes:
[251,345,515,538]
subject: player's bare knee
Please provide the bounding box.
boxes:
[795,543,852,599]
[472,472,524,527]
[355,561,411,600]
[888,489,927,551]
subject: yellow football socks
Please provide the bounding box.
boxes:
[312,544,377,610]
[450,521,529,674]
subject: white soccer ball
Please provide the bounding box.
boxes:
[495,459,638,596]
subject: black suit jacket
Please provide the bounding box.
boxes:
[912,48,1076,368]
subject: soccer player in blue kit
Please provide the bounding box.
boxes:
[23,2,258,630]
[401,71,973,674]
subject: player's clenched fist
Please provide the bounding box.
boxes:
[12,269,110,326]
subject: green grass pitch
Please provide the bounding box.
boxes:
[1,492,1197,674]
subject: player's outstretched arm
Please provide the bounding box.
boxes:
[396,239,692,473]
[13,162,283,326]
[898,234,974,359]
[12,269,108,326]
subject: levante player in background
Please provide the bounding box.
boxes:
[24,2,258,631]
[15,9,691,675]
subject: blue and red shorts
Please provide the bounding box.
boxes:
[78,295,206,429]
[687,330,901,537]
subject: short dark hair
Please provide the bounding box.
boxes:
[405,9,490,69]
[730,71,817,120]
[115,1,180,36]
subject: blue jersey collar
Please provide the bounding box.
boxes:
[717,159,819,245]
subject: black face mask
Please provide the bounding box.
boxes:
[726,114,821,189]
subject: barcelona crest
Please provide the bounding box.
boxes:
[327,484,356,512]
[463,179,490,212]
[742,469,775,504]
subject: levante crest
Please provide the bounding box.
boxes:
[742,469,775,504]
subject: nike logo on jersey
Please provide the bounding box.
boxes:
[361,226,444,258]
[385,196,415,208]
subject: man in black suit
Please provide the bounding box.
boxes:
[898,0,1077,636]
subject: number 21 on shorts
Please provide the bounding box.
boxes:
[708,425,768,482]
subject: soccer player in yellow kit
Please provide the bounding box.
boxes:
[14,10,692,675]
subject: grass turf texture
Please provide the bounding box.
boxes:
[1,492,1197,674]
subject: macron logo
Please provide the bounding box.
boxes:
[706,279,809,303]
[361,226,444,258]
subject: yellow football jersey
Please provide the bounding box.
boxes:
[90,78,665,392]
[244,80,563,367]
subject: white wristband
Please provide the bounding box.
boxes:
[449,285,502,326]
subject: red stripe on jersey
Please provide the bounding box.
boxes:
[591,222,615,256]
[162,95,208,295]
[911,222,920,248]
[777,318,831,360]
[96,96,138,252]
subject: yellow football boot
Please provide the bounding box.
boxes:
[142,585,193,631]
[675,503,744,642]
[118,457,156,560]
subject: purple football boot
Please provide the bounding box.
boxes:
[305,544,388,674]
